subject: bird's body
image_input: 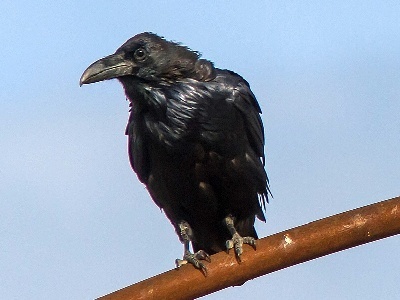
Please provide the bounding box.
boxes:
[80,33,270,271]
[124,70,268,253]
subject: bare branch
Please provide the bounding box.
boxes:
[97,196,400,300]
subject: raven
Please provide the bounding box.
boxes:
[80,33,270,274]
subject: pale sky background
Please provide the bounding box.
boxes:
[1,1,400,299]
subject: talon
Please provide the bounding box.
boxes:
[176,250,210,276]
[224,215,257,262]
[175,258,188,269]
[243,236,257,250]
[226,239,234,252]
[226,232,248,257]
[195,250,211,263]
[199,262,208,277]
[175,221,210,275]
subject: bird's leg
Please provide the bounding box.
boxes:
[224,215,256,262]
[175,221,211,276]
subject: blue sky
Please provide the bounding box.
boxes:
[1,1,399,299]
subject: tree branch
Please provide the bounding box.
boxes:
[97,195,400,300]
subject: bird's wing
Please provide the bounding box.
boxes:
[231,77,270,207]
[199,71,265,163]
[231,79,265,164]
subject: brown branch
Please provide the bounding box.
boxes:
[97,195,400,300]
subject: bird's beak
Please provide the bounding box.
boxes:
[80,53,135,86]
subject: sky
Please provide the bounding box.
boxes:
[1,1,399,299]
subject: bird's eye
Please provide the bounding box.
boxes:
[134,48,147,61]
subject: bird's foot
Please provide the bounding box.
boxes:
[226,232,256,262]
[175,250,211,276]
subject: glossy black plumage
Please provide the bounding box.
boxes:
[80,32,270,260]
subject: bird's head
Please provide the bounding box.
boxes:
[80,32,215,86]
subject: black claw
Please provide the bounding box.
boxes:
[198,262,208,277]
[195,250,211,263]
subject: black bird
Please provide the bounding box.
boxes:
[80,33,271,274]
